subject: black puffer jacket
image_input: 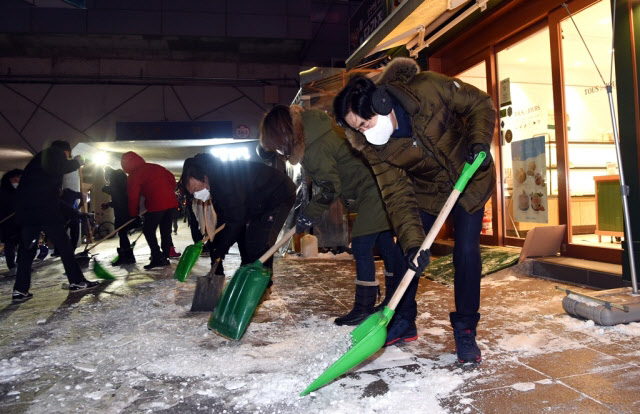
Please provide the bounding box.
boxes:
[183,154,296,257]
[0,171,20,239]
[346,58,496,252]
[16,146,81,225]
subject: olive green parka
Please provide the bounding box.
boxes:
[346,58,496,252]
[300,109,392,238]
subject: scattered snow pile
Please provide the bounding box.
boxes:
[285,252,354,260]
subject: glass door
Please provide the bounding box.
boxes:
[496,28,559,241]
[457,61,493,236]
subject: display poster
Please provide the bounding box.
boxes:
[512,136,548,223]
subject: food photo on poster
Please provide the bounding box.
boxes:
[512,135,548,223]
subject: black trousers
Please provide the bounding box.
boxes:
[236,196,295,271]
[2,232,19,269]
[14,222,84,292]
[143,209,173,258]
[114,215,131,250]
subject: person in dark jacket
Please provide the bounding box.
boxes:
[102,166,135,265]
[1,169,22,276]
[180,153,296,279]
[52,186,82,257]
[260,105,406,327]
[334,58,496,362]
[12,140,99,302]
[121,151,180,270]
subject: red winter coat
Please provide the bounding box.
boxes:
[121,151,178,216]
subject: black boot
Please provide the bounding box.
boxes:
[113,247,136,266]
[144,253,169,270]
[375,271,396,312]
[334,283,378,326]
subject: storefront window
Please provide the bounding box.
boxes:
[497,28,559,240]
[457,61,493,235]
[561,0,620,248]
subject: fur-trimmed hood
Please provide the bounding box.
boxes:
[345,57,421,151]
[376,57,420,85]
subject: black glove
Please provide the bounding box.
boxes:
[466,143,491,169]
[405,246,431,277]
[296,211,315,233]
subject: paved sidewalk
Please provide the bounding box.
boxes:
[0,225,639,413]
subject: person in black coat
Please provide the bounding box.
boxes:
[12,140,99,303]
[102,166,135,265]
[180,153,296,276]
[0,169,22,276]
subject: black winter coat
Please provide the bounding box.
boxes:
[16,147,81,225]
[0,175,19,239]
[184,154,295,258]
[102,168,130,221]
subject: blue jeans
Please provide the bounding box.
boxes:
[420,204,484,322]
[351,230,404,283]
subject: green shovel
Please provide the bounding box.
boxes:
[300,152,487,396]
[208,227,297,340]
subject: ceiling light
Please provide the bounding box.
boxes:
[210,147,250,162]
[93,151,109,165]
[518,57,527,63]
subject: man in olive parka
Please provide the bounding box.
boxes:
[260,105,406,327]
[334,57,496,360]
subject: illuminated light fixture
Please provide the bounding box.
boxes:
[572,61,584,67]
[210,147,250,162]
[518,57,527,63]
[599,18,611,24]
[299,67,317,75]
[93,151,109,165]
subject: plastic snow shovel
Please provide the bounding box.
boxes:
[93,258,116,280]
[300,152,487,396]
[208,226,297,340]
[174,200,224,282]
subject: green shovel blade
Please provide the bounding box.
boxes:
[173,240,203,282]
[208,260,271,340]
[300,307,395,396]
[93,258,116,280]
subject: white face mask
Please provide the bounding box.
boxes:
[363,114,394,145]
[193,188,210,202]
[11,182,18,189]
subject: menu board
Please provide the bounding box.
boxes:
[512,136,548,223]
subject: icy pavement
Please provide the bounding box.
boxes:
[1,223,640,413]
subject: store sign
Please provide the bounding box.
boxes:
[349,0,390,54]
[500,78,512,107]
[512,136,548,224]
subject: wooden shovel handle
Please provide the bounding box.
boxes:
[387,189,462,311]
[86,216,137,252]
[258,227,297,264]
[0,212,15,225]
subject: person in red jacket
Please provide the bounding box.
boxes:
[121,151,180,270]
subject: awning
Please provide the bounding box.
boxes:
[346,0,488,70]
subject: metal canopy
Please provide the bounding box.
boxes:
[345,0,454,69]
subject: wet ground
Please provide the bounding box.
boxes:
[1,222,639,413]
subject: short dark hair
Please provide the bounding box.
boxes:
[333,75,377,129]
[50,140,71,153]
[180,156,207,190]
